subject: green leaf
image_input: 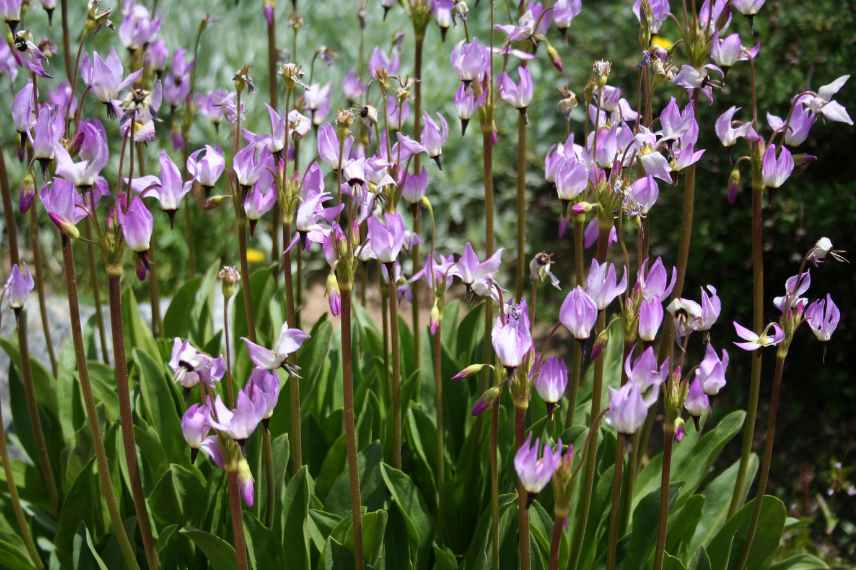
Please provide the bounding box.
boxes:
[432,543,458,570]
[768,553,830,570]
[244,512,285,569]
[0,537,34,570]
[122,287,160,360]
[664,553,687,570]
[665,494,704,562]
[687,454,759,562]
[56,460,102,569]
[133,349,185,465]
[380,463,432,549]
[179,527,237,570]
[328,508,388,566]
[163,276,202,340]
[87,361,120,423]
[279,466,314,570]
[148,464,207,527]
[619,482,683,570]
[233,266,277,383]
[72,522,110,570]
[707,496,786,570]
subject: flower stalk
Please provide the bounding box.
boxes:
[227,470,250,570]
[516,405,531,570]
[387,262,403,469]
[432,323,445,537]
[652,420,675,570]
[107,274,161,570]
[29,207,58,376]
[61,235,140,570]
[411,28,425,373]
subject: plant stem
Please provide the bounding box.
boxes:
[137,148,162,337]
[227,471,249,570]
[223,295,235,406]
[29,208,58,376]
[672,162,696,301]
[411,30,425,374]
[515,109,527,302]
[516,406,531,570]
[565,339,582,428]
[549,516,565,570]
[107,276,161,570]
[606,433,625,570]
[61,236,140,570]
[262,425,275,526]
[341,289,366,570]
[432,325,445,538]
[13,310,59,513]
[60,0,72,79]
[282,223,303,473]
[0,402,43,569]
[652,421,675,570]
[568,227,610,570]
[231,92,256,344]
[0,150,19,266]
[729,155,765,517]
[387,263,403,469]
[83,219,110,364]
[735,351,786,570]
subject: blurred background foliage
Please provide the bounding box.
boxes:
[1,0,854,564]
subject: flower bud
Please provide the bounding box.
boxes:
[727,167,741,204]
[590,325,610,362]
[471,386,502,416]
[18,174,35,214]
[453,363,491,381]
[218,266,240,299]
[546,42,564,73]
[552,444,575,518]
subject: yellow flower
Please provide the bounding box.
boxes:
[652,36,674,51]
[246,248,265,264]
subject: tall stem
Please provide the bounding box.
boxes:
[729,151,765,516]
[223,296,235,406]
[265,4,280,283]
[138,148,162,337]
[736,351,786,570]
[565,339,582,428]
[514,110,527,301]
[652,421,675,570]
[387,263,403,469]
[410,31,425,373]
[0,402,43,569]
[0,151,19,266]
[83,220,110,364]
[60,0,72,79]
[432,326,445,538]
[227,471,249,570]
[107,276,161,570]
[282,222,303,472]
[568,228,610,570]
[516,406,531,570]
[232,92,257,343]
[262,425,275,526]
[606,433,625,570]
[61,236,140,570]
[341,289,366,570]
[548,516,565,570]
[13,310,59,513]
[29,208,58,376]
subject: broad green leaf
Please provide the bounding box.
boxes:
[122,287,160,360]
[328,507,388,566]
[665,494,705,562]
[133,349,185,465]
[56,460,102,569]
[380,463,432,549]
[163,276,202,339]
[664,553,687,570]
[244,512,284,569]
[769,553,830,570]
[619,482,683,570]
[279,466,314,570]
[148,464,207,527]
[433,543,458,570]
[0,537,34,570]
[87,361,120,423]
[707,496,786,570]
[179,527,237,570]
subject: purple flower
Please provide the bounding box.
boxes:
[181,404,211,449]
[237,457,255,507]
[152,151,191,213]
[0,0,22,26]
[343,69,365,102]
[732,0,766,15]
[244,368,282,420]
[559,286,598,340]
[2,264,33,309]
[638,298,664,342]
[144,38,168,72]
[449,243,503,297]
[626,176,660,216]
[732,321,785,351]
[450,39,489,83]
[695,342,729,395]
[805,294,840,342]
[635,129,673,183]
[367,212,407,264]
[233,144,271,188]
[606,381,652,434]
[11,33,50,78]
[585,259,627,310]
[168,338,226,388]
[243,176,277,226]
[40,178,88,237]
[454,84,482,134]
[499,66,534,110]
[187,145,225,188]
[11,83,34,134]
[555,160,589,201]
[697,285,721,331]
[119,1,161,50]
[421,112,448,165]
[118,196,153,252]
[714,106,758,147]
[55,121,110,187]
[553,0,582,31]
[401,168,429,204]
[492,300,533,369]
[710,33,751,68]
[317,122,352,170]
[625,347,669,390]
[369,44,400,79]
[767,104,815,147]
[658,98,697,142]
[80,49,143,110]
[30,105,63,162]
[325,273,341,317]
[242,322,309,371]
[534,356,568,405]
[210,392,264,441]
[632,0,669,33]
[773,271,811,313]
[761,144,794,189]
[799,75,852,126]
[514,435,563,494]
[684,377,710,417]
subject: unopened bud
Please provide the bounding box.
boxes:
[471,386,502,416]
[453,363,491,381]
[218,266,240,299]
[546,42,564,73]
[727,167,741,204]
[590,326,610,361]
